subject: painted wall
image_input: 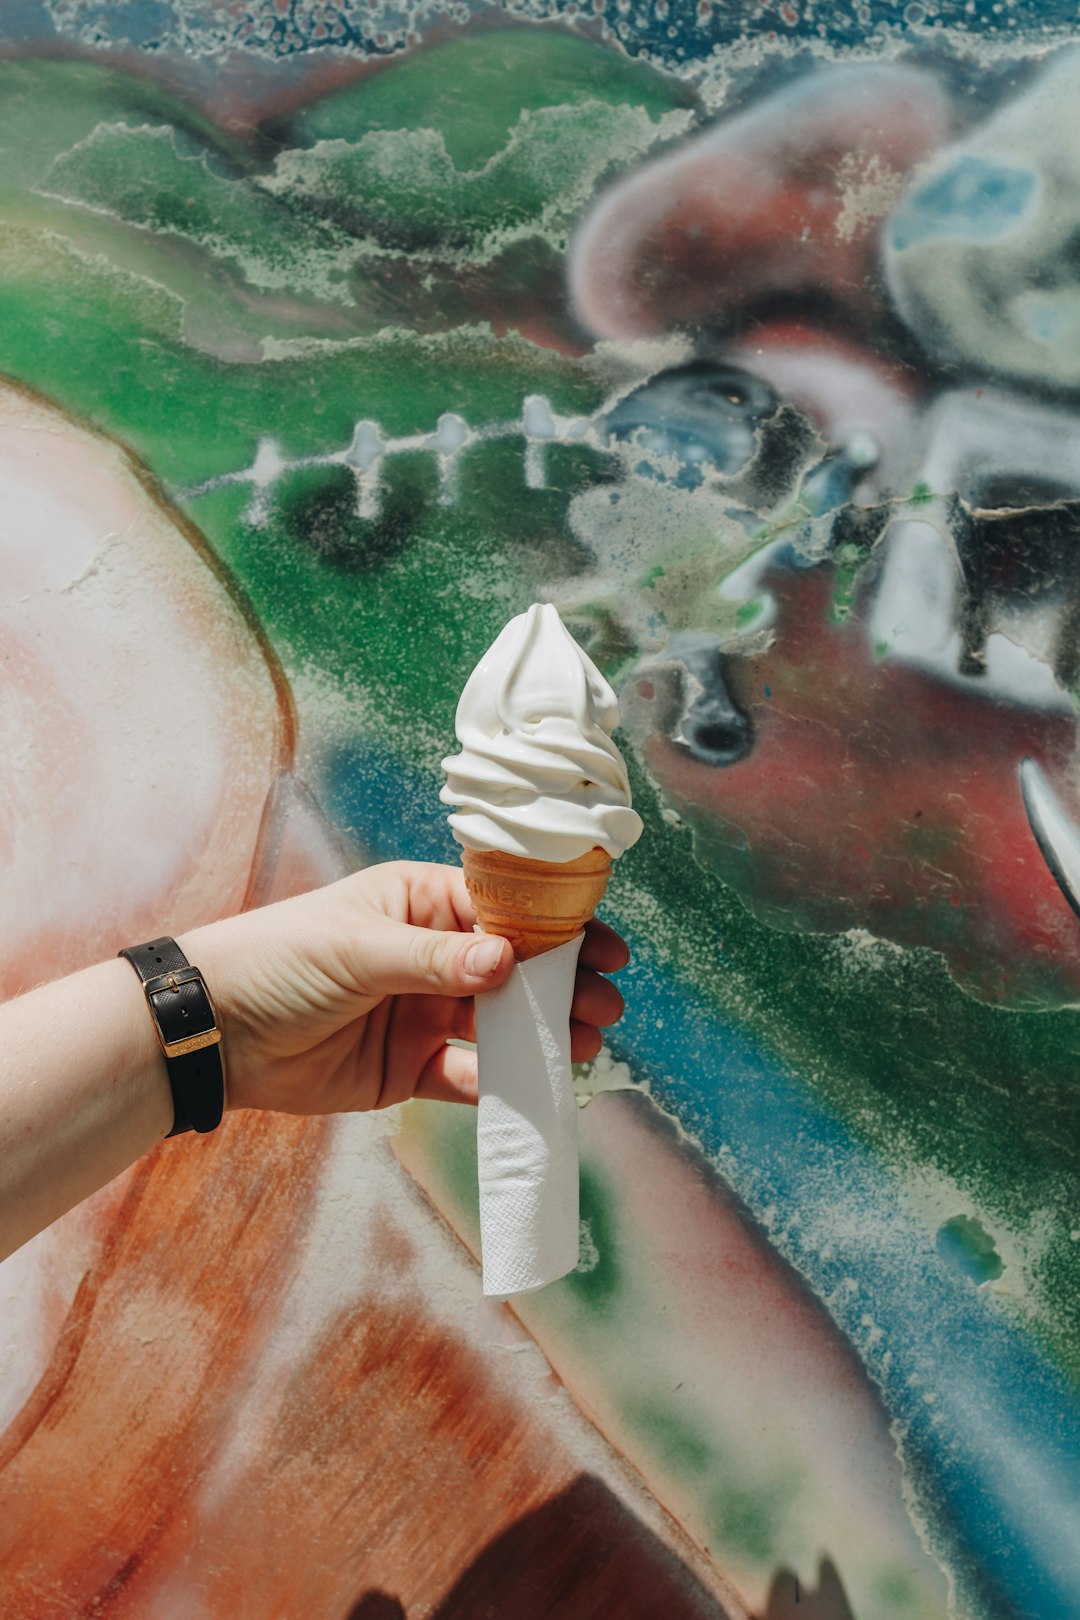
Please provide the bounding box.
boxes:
[1,5,1078,1617]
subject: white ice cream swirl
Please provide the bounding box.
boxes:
[441,603,643,863]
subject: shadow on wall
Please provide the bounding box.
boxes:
[349,1598,405,1620]
[345,1473,734,1619]
[763,1558,856,1620]
[346,1520,857,1620]
[349,1597,406,1620]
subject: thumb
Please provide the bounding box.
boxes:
[360,919,513,999]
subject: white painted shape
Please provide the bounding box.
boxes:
[347,420,384,470]
[525,440,547,489]
[523,395,557,438]
[870,515,958,658]
[427,411,469,453]
[249,436,285,485]
[1021,756,1080,912]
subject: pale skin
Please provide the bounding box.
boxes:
[0,861,628,1264]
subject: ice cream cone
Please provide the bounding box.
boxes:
[462,846,611,960]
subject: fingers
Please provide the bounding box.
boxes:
[570,1018,603,1063]
[580,917,631,974]
[356,915,513,1001]
[572,966,624,1029]
[414,1041,479,1106]
[369,994,476,1110]
[354,863,630,969]
[398,883,631,978]
[360,860,477,934]
[401,861,477,934]
[411,1023,602,1101]
[401,994,610,1108]
[447,967,624,1048]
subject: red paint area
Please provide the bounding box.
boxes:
[0,1110,332,1614]
[572,66,951,341]
[0,1111,732,1618]
[641,566,1080,1006]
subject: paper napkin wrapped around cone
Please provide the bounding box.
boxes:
[474,935,584,1296]
[441,604,642,1297]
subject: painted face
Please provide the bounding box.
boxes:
[566,55,1080,1010]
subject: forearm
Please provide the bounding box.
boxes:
[0,864,620,1262]
[0,958,173,1262]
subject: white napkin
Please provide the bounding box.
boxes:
[475,934,584,1297]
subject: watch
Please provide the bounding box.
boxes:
[119,937,225,1137]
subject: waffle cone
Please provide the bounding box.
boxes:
[462,846,611,960]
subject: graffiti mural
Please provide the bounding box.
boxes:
[1,4,1079,1617]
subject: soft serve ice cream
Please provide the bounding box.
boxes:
[441,602,643,865]
[445,604,641,1295]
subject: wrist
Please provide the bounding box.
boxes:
[174,917,251,1113]
[119,934,227,1134]
[110,957,176,1142]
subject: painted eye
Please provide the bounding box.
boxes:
[600,361,779,487]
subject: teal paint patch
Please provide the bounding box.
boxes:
[936,1215,1005,1286]
[890,155,1036,252]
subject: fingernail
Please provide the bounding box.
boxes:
[464,936,505,977]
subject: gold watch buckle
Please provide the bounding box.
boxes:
[145,968,222,1059]
[160,1026,223,1059]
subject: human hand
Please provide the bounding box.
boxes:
[180,861,629,1116]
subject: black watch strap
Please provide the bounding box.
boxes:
[119,937,225,1137]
